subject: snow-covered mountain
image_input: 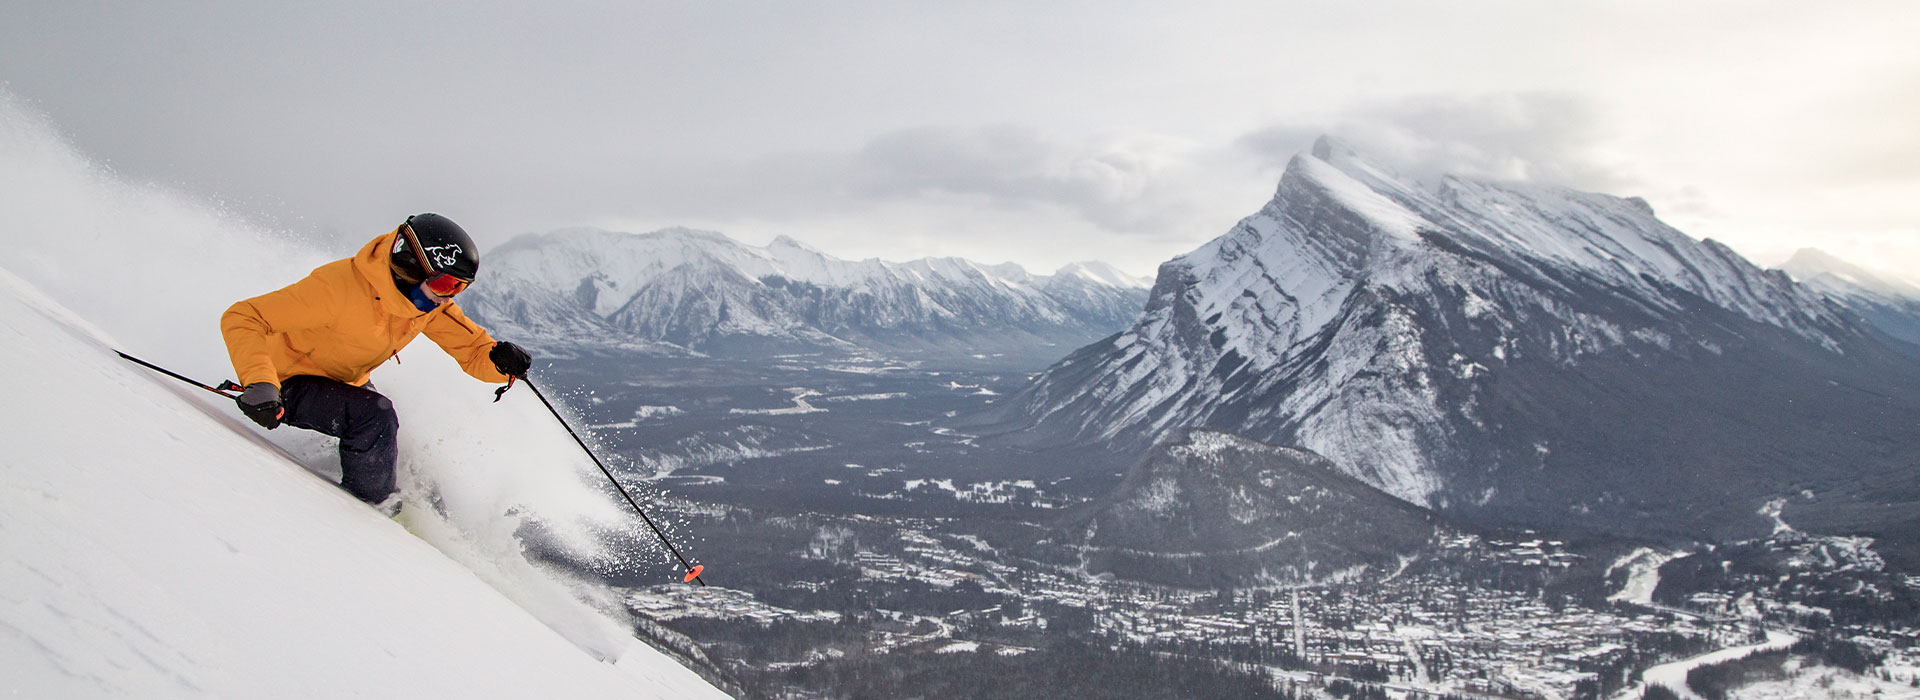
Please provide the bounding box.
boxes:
[1778,247,1920,351]
[993,137,1920,548]
[459,228,1150,366]
[1049,430,1447,589]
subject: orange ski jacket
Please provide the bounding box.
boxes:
[220,229,509,389]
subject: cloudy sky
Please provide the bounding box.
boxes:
[3,1,1916,279]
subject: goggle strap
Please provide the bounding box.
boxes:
[400,220,438,277]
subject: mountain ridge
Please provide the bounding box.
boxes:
[463,227,1150,367]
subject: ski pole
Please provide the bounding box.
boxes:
[515,375,707,586]
[116,350,246,398]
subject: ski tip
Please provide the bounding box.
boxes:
[683,564,706,583]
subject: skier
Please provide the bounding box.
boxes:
[219,213,532,514]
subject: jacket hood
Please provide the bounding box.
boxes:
[353,230,433,319]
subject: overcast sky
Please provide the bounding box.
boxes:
[3,1,1916,279]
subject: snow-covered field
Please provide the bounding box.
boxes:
[0,93,726,698]
[1612,627,1920,700]
[589,405,687,429]
[1608,547,1682,605]
[730,388,827,415]
[1728,660,1920,700]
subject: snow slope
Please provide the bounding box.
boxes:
[0,267,726,698]
[0,91,726,698]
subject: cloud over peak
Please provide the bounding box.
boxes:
[1241,92,1636,193]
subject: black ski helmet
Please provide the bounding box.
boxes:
[391,213,479,283]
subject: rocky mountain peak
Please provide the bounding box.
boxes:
[990,139,1920,551]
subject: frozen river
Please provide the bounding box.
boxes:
[1616,630,1799,700]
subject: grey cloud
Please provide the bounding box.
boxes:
[626,125,1214,238]
[848,125,1203,234]
[1235,126,1323,172]
[1241,92,1637,193]
[854,126,1059,202]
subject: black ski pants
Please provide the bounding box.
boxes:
[279,375,400,504]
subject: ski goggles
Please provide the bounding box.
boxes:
[421,272,471,298]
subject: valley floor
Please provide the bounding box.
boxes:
[534,354,1920,700]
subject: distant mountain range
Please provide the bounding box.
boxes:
[460,228,1151,367]
[982,137,1920,560]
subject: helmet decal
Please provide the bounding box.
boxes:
[423,244,464,270]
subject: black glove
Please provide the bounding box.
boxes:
[490,341,532,377]
[236,382,284,429]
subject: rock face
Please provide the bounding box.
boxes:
[996,137,1920,546]
[459,228,1149,366]
[1051,429,1446,588]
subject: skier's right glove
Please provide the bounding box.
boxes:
[490,341,532,377]
[237,382,284,429]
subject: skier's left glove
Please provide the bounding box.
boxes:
[490,341,532,377]
[236,382,284,429]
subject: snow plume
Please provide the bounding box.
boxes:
[0,90,717,692]
[0,89,327,384]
